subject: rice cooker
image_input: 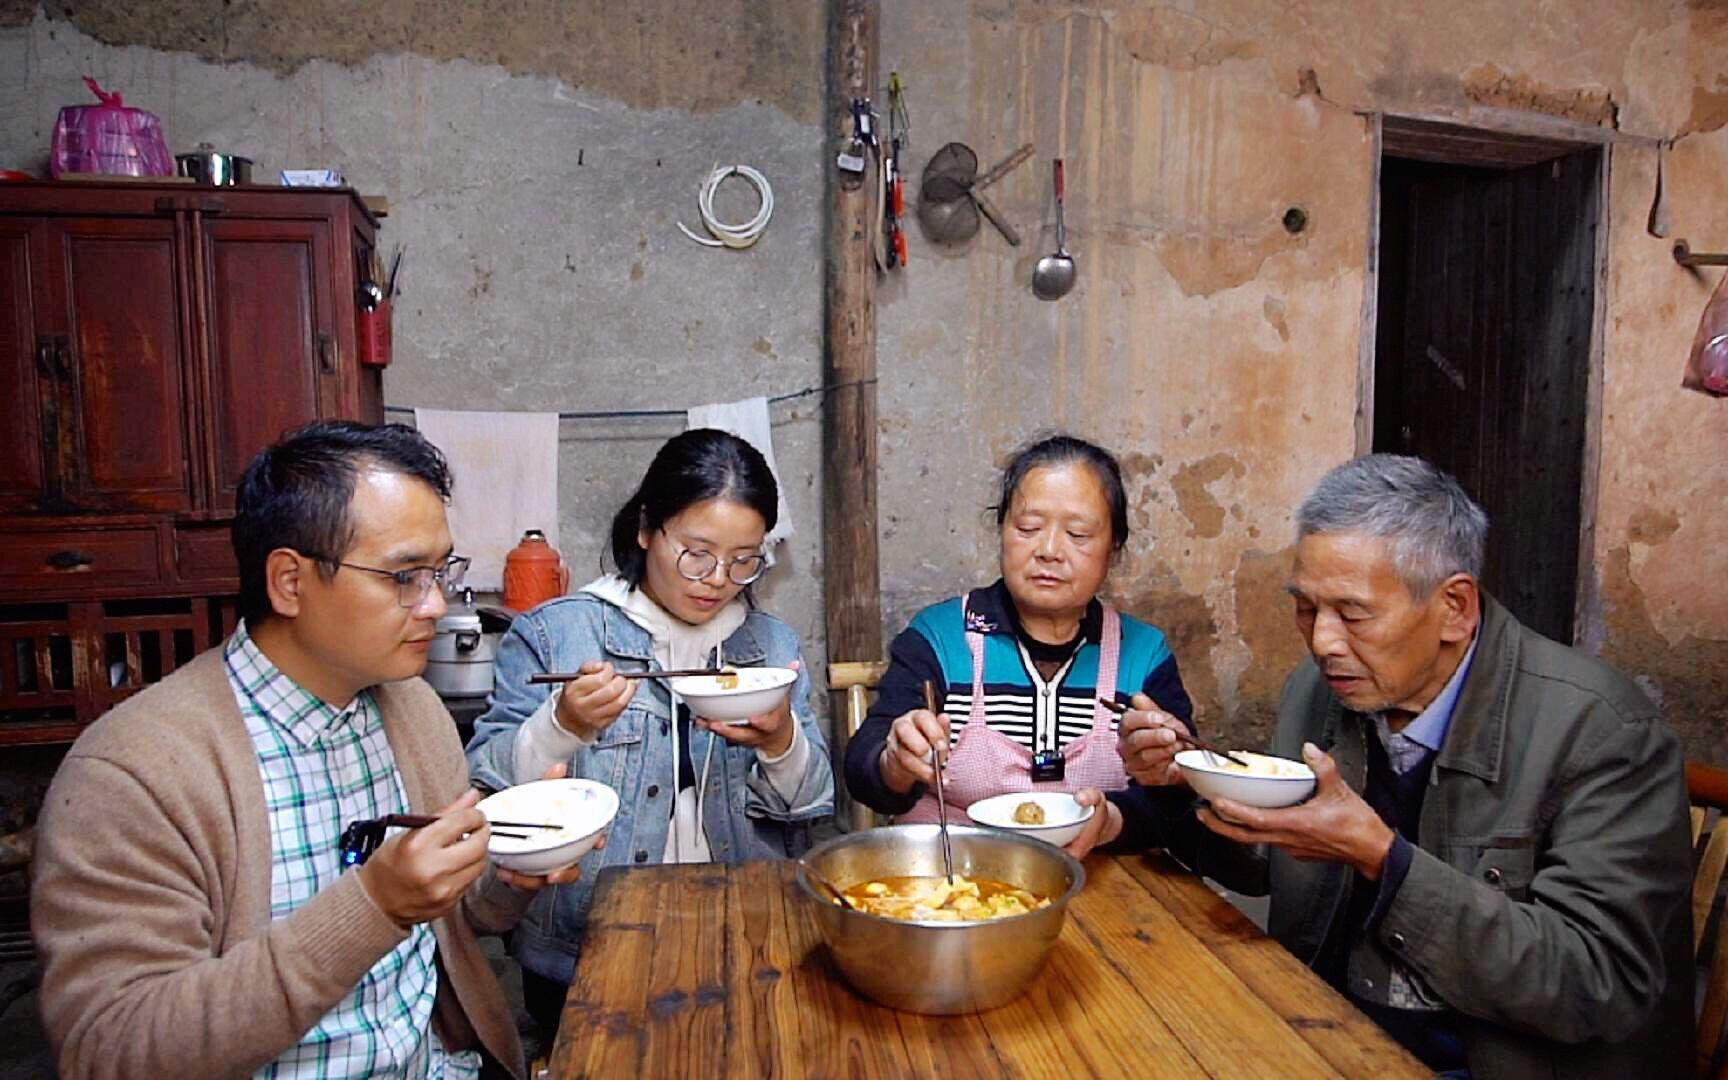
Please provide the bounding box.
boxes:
[425,599,506,698]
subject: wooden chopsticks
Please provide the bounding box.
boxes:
[380,813,559,841]
[527,667,725,685]
[1096,697,1252,769]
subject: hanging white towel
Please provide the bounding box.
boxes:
[686,396,795,549]
[413,408,560,591]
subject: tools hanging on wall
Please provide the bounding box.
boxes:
[916,141,1033,247]
[882,73,910,270]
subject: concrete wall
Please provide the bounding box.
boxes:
[874,0,1728,758]
[2,1,1725,759]
[0,2,832,699]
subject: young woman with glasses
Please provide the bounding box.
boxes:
[464,428,833,1038]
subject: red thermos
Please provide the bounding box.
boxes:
[502,530,569,612]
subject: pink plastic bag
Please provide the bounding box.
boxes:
[49,77,172,179]
[1686,270,1728,397]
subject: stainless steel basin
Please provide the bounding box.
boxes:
[793,824,1085,1014]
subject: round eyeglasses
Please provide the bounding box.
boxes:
[332,554,471,608]
[674,545,767,586]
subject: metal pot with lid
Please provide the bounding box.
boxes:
[175,146,254,186]
[425,589,510,698]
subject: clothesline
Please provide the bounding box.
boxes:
[383,378,878,422]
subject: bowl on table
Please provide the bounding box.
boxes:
[1176,749,1316,809]
[670,666,797,723]
[793,824,1085,1014]
[476,778,618,874]
[965,792,1094,847]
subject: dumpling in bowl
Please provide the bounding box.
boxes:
[1012,801,1046,825]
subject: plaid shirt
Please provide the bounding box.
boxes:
[226,624,480,1079]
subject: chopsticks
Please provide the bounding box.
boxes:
[922,680,956,884]
[1096,697,1252,769]
[380,813,558,841]
[528,667,725,685]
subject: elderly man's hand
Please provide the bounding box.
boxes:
[1195,742,1396,880]
[1115,692,1187,786]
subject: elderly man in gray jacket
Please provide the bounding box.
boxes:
[1093,454,1693,1078]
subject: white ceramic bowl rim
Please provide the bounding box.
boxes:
[669,666,798,695]
[1174,749,1316,782]
[966,793,1096,832]
[479,778,619,854]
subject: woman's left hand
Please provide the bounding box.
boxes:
[695,660,800,758]
[1062,788,1124,859]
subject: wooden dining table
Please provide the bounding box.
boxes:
[550,852,1429,1078]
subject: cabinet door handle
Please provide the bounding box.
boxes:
[34,336,68,379]
[45,550,94,570]
[318,333,338,374]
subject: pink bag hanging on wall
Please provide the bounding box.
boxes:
[1685,269,1728,397]
[49,77,173,179]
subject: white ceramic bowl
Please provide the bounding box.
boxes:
[477,778,618,874]
[1176,749,1316,809]
[670,666,798,723]
[966,792,1095,847]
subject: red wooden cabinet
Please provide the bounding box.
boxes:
[0,181,383,741]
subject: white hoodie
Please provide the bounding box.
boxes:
[510,574,810,863]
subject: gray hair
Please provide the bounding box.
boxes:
[1295,454,1489,598]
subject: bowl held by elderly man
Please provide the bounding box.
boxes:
[1176,749,1316,809]
[477,778,619,874]
[795,824,1084,1014]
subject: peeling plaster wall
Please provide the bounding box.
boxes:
[879,0,1728,759]
[0,5,831,698]
[3,1,1727,761]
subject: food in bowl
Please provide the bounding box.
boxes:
[1176,748,1316,809]
[669,665,797,723]
[1204,750,1310,778]
[476,778,619,875]
[965,792,1094,847]
[796,824,1085,1013]
[842,874,1049,922]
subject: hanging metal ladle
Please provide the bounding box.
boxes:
[1032,158,1077,300]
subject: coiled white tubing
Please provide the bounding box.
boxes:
[677,163,774,249]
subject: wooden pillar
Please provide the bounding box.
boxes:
[822,0,883,670]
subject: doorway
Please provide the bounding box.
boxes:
[1370,118,1604,644]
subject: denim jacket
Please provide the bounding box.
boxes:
[465,593,834,984]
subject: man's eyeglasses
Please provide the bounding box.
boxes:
[673,544,767,587]
[331,554,472,608]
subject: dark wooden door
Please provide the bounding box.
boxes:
[1374,150,1600,643]
[200,216,337,510]
[46,216,196,514]
[0,218,49,512]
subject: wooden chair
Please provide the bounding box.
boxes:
[829,661,888,832]
[1689,762,1728,1078]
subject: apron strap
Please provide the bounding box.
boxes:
[962,598,990,728]
[1092,604,1122,732]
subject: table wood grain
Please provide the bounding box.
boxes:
[550,853,1428,1078]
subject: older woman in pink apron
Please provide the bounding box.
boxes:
[843,435,1195,856]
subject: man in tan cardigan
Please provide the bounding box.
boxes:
[31,422,583,1079]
